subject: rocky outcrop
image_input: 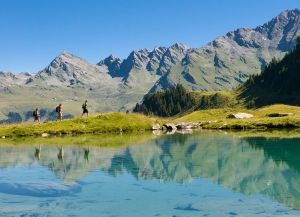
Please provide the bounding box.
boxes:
[227,113,254,119]
[97,55,123,78]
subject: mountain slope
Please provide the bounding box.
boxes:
[237,36,300,107]
[154,9,300,91]
[30,51,118,88]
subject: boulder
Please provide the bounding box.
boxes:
[41,133,50,137]
[227,112,254,119]
[152,124,161,130]
[163,123,177,131]
[176,122,193,130]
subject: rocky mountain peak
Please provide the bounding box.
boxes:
[0,71,32,86]
[32,51,111,87]
[254,8,300,51]
[155,43,190,75]
[170,43,189,51]
[97,55,123,78]
[49,51,87,69]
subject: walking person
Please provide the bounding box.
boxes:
[33,107,41,123]
[81,100,88,117]
[56,104,63,121]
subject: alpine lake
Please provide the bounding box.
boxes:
[1,130,300,217]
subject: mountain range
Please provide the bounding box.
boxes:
[0,9,299,122]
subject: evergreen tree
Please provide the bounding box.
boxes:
[133,84,196,117]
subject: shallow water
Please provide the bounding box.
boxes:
[1,131,300,216]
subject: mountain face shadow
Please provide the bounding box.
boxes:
[1,132,300,209]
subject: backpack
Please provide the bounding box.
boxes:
[82,103,86,109]
[55,106,60,113]
[33,110,36,116]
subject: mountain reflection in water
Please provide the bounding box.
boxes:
[0,131,300,210]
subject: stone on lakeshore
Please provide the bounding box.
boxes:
[41,133,49,137]
[163,123,177,131]
[176,122,193,130]
[227,112,254,119]
[152,124,161,130]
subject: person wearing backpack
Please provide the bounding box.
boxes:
[56,104,63,121]
[81,100,88,117]
[33,107,40,123]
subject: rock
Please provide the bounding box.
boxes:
[267,113,293,117]
[227,112,254,119]
[41,133,49,137]
[152,124,161,130]
[176,122,193,130]
[1,136,5,139]
[219,123,228,129]
[163,123,177,131]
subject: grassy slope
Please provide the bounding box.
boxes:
[175,104,300,129]
[0,113,159,137]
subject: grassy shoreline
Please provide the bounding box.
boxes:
[0,104,300,138]
[0,113,159,137]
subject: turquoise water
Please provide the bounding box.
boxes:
[1,131,300,216]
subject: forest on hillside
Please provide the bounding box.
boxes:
[238,36,300,107]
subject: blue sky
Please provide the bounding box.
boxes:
[0,0,299,73]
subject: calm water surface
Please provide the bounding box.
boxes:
[1,131,300,217]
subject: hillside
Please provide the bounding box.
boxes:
[238,36,300,107]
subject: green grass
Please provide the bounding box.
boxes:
[2,104,300,138]
[0,112,159,137]
[174,104,300,129]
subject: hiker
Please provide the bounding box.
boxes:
[34,145,41,160]
[57,146,64,161]
[83,147,90,161]
[33,107,41,123]
[81,100,88,117]
[56,104,63,121]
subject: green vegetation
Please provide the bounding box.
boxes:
[133,84,197,116]
[2,104,300,138]
[238,36,300,107]
[134,84,241,117]
[0,113,158,137]
[192,90,240,109]
[175,104,300,129]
